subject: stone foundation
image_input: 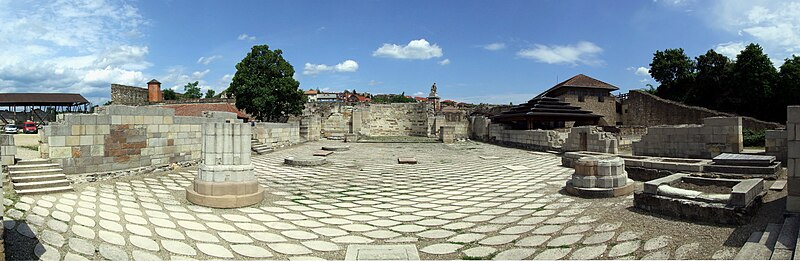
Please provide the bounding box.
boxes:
[565,156,633,198]
[632,117,743,159]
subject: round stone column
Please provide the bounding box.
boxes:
[565,156,634,198]
[187,122,264,208]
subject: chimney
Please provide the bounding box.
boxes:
[147,79,162,102]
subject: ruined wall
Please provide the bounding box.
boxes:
[299,115,321,141]
[252,122,301,147]
[632,117,743,159]
[560,93,619,125]
[40,106,234,174]
[622,90,782,131]
[304,102,467,138]
[487,123,566,150]
[563,126,619,154]
[766,129,787,166]
[111,84,149,105]
[468,115,491,141]
[787,107,800,212]
[365,103,432,136]
[0,134,15,166]
[433,110,469,139]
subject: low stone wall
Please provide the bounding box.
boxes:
[0,134,14,166]
[252,122,301,147]
[632,117,743,159]
[468,115,491,141]
[40,105,235,174]
[563,126,618,154]
[487,124,565,151]
[787,106,800,212]
[766,130,787,166]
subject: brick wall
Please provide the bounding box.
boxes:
[111,84,149,105]
[563,126,619,154]
[632,117,743,159]
[766,129,787,165]
[622,90,782,131]
[40,105,234,174]
[252,122,301,147]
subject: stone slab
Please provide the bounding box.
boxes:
[712,153,775,166]
[770,180,787,190]
[313,151,334,157]
[344,244,420,260]
[397,158,417,164]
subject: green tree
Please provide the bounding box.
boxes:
[649,48,695,102]
[778,55,800,119]
[183,81,202,99]
[228,44,304,122]
[163,89,178,100]
[693,49,731,108]
[731,43,778,121]
[205,89,216,99]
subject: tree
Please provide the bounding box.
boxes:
[692,49,731,108]
[649,48,695,102]
[731,43,778,121]
[183,81,202,99]
[778,55,800,119]
[205,89,216,99]
[163,89,178,100]
[228,44,304,122]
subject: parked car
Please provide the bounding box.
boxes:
[4,124,17,134]
[22,121,37,134]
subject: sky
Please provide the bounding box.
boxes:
[1,0,799,105]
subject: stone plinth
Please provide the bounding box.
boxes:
[344,133,359,143]
[187,122,264,208]
[439,126,455,144]
[565,156,633,198]
[284,156,327,166]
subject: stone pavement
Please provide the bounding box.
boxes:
[3,140,739,260]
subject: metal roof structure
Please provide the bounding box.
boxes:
[0,93,89,106]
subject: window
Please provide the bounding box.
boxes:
[598,95,604,102]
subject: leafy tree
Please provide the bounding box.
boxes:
[163,89,178,100]
[649,48,695,102]
[692,49,731,108]
[205,89,216,99]
[228,44,304,122]
[778,55,800,118]
[183,81,202,99]
[731,43,778,121]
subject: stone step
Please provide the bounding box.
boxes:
[14,158,51,165]
[13,179,71,190]
[15,185,74,195]
[8,168,63,176]
[736,223,782,260]
[7,163,60,171]
[773,216,800,260]
[11,173,68,183]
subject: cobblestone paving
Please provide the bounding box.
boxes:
[3,140,739,260]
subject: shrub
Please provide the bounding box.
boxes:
[743,129,765,147]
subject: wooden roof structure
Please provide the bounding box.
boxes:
[536,74,619,98]
[0,93,89,106]
[492,97,602,128]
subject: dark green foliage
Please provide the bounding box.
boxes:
[228,44,304,122]
[205,89,216,99]
[648,43,794,123]
[372,92,415,103]
[743,129,765,147]
[163,89,177,100]
[183,81,202,99]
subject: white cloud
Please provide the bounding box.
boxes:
[517,41,603,65]
[303,60,359,75]
[368,80,382,86]
[630,66,650,76]
[372,39,443,60]
[714,41,747,59]
[197,55,222,65]
[0,0,149,105]
[413,91,425,96]
[483,42,506,51]
[438,59,451,65]
[237,33,256,41]
[711,1,800,54]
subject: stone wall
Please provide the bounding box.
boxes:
[299,115,321,141]
[40,105,235,174]
[632,117,743,159]
[0,134,14,166]
[363,103,432,136]
[560,93,618,125]
[766,129,787,166]
[252,122,301,147]
[487,123,566,151]
[787,107,800,212]
[111,84,149,105]
[434,110,469,139]
[563,126,619,154]
[468,115,491,141]
[622,90,782,131]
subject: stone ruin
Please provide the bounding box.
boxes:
[565,156,634,198]
[186,121,264,208]
[634,173,764,225]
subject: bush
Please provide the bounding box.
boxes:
[743,129,765,147]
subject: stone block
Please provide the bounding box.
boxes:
[788,106,800,123]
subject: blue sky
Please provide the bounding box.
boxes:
[1,0,799,105]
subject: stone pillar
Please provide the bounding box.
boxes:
[439,126,455,143]
[787,106,800,212]
[186,122,264,208]
[565,156,634,198]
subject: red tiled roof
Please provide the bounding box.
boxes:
[538,74,619,97]
[414,96,428,101]
[160,103,251,119]
[304,90,318,95]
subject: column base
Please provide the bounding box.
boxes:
[186,179,265,208]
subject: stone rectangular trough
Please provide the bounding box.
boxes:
[634,173,765,225]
